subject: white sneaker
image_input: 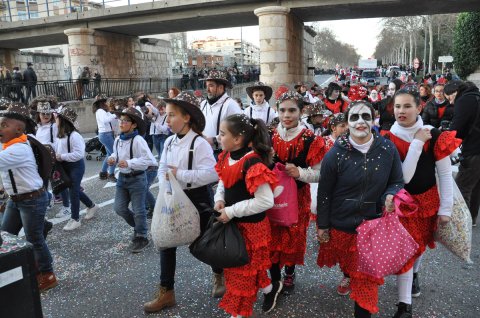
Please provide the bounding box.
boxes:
[63,219,81,231]
[84,204,98,220]
[55,207,71,218]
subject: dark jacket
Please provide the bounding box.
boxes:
[377,97,395,131]
[23,67,37,85]
[12,71,23,86]
[316,133,404,233]
[422,99,454,129]
[450,85,480,157]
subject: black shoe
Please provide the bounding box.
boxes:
[99,172,108,180]
[282,273,295,295]
[262,281,283,313]
[43,220,53,239]
[412,273,421,298]
[108,174,117,182]
[130,237,150,253]
[393,302,412,318]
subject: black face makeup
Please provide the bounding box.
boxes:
[348,113,372,122]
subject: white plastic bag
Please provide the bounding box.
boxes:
[310,183,318,215]
[434,179,473,263]
[151,171,201,250]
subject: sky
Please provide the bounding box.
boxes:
[187,18,383,59]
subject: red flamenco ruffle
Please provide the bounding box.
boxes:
[215,151,228,178]
[270,186,311,267]
[434,130,462,161]
[216,151,261,189]
[317,229,384,314]
[306,136,326,167]
[245,163,278,195]
[411,186,440,218]
[397,214,437,274]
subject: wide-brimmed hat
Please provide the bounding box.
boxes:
[56,106,79,129]
[0,102,36,127]
[30,95,58,111]
[163,91,206,131]
[303,100,331,118]
[246,82,273,101]
[201,70,232,89]
[114,107,146,136]
[0,97,12,111]
[36,101,55,113]
[93,94,108,107]
[329,113,347,127]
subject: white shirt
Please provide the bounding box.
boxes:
[95,109,117,133]
[159,129,218,190]
[201,93,242,147]
[243,101,277,126]
[0,142,43,195]
[390,118,453,217]
[36,122,58,149]
[150,110,169,136]
[56,131,85,162]
[213,153,274,220]
[109,135,156,174]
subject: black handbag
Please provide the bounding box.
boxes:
[50,162,72,195]
[189,215,249,269]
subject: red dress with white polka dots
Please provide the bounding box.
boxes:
[216,151,278,318]
[271,128,325,267]
[385,130,461,274]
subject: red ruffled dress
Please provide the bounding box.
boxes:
[384,130,461,274]
[323,98,348,114]
[216,150,278,318]
[271,128,325,267]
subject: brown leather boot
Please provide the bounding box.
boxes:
[143,286,176,313]
[212,272,226,298]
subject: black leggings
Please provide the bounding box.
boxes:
[269,263,296,282]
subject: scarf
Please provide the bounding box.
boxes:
[390,116,424,143]
[119,130,139,140]
[2,134,27,150]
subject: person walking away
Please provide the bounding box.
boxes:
[446,80,480,226]
[0,108,58,292]
[54,107,98,230]
[215,114,282,317]
[108,108,156,253]
[143,91,220,313]
[93,97,118,182]
[23,62,37,103]
[317,101,404,318]
[12,67,25,103]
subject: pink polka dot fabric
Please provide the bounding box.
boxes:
[357,211,419,279]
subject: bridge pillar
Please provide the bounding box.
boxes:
[255,6,312,87]
[64,28,96,80]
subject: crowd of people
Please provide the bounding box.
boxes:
[0,62,38,104]
[0,67,478,318]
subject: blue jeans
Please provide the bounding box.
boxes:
[1,192,53,273]
[98,131,115,175]
[63,160,94,220]
[114,172,148,238]
[152,134,168,157]
[146,167,158,210]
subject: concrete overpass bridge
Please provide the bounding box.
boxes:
[1,0,479,84]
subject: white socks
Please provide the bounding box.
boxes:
[413,254,424,273]
[261,284,273,294]
[397,268,413,305]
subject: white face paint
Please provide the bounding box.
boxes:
[370,90,378,100]
[387,82,396,96]
[348,104,373,140]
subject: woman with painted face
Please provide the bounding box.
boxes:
[323,82,349,114]
[377,79,403,132]
[316,101,404,318]
[382,87,460,318]
[269,91,326,296]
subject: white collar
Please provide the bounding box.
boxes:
[251,101,270,110]
[390,116,431,143]
[171,128,196,146]
[276,122,304,141]
[349,134,374,154]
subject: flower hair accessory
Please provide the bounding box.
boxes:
[278,91,303,104]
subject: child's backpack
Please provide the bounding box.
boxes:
[27,136,55,187]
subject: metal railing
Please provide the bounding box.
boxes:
[0,76,258,103]
[0,0,173,23]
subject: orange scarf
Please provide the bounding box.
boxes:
[2,134,28,150]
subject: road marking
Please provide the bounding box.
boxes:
[103,182,117,189]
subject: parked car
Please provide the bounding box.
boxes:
[360,70,380,86]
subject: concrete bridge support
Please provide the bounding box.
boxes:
[64,28,173,81]
[255,6,315,88]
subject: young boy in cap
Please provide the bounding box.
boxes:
[0,109,58,291]
[244,81,277,126]
[108,108,156,253]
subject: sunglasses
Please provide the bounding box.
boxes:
[349,113,372,122]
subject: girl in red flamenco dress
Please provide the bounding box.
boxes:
[214,114,282,317]
[383,87,460,318]
[269,91,326,295]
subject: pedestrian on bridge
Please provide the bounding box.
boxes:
[23,62,37,103]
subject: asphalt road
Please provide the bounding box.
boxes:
[34,138,480,318]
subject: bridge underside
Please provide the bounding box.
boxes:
[0,0,479,49]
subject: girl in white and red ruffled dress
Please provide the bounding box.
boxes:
[214,114,281,317]
[269,91,326,294]
[384,87,461,318]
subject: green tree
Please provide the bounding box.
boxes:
[453,12,480,78]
